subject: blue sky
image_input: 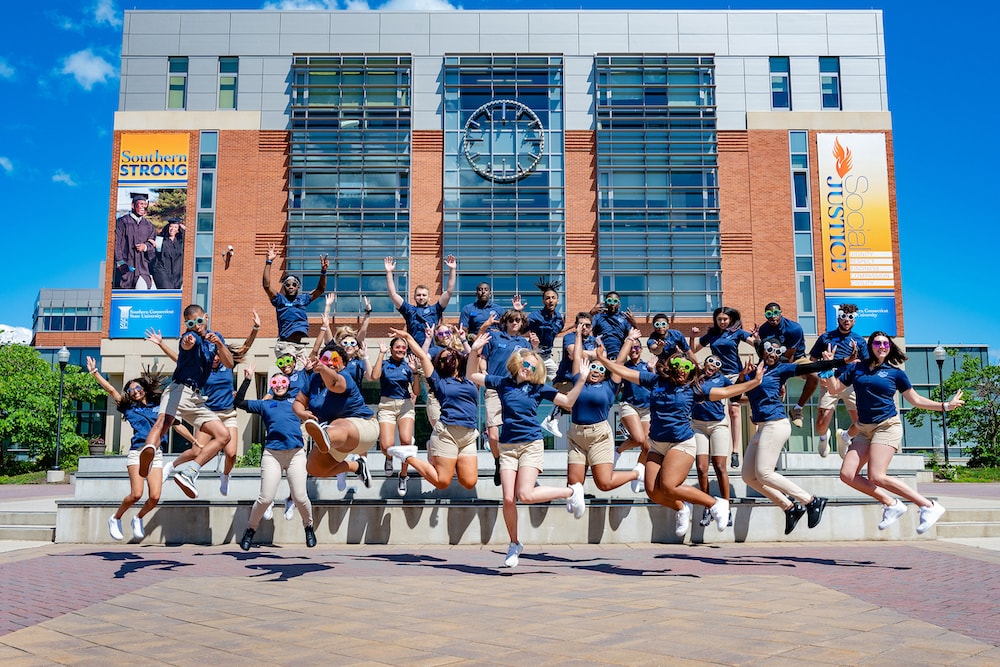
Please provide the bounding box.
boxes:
[1,0,997,357]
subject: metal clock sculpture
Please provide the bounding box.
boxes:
[462,99,544,183]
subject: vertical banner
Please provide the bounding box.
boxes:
[817,133,897,335]
[110,133,190,338]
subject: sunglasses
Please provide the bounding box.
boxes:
[435,330,452,338]
[872,340,891,349]
[589,363,606,374]
[631,345,642,352]
[275,356,295,369]
[604,298,620,305]
[705,357,723,369]
[320,350,342,368]
[668,358,695,372]
[763,341,787,355]
[270,376,290,389]
[126,385,144,395]
[521,360,537,373]
[283,278,301,287]
[342,340,358,348]
[653,322,669,329]
[838,312,857,321]
[185,316,205,329]
[764,309,781,318]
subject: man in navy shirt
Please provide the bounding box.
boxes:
[384,254,457,347]
[460,282,500,341]
[590,291,638,359]
[808,303,869,457]
[263,243,328,363]
[756,302,815,428]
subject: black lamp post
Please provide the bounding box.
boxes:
[933,345,949,466]
[54,346,70,471]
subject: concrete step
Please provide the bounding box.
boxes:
[0,511,57,526]
[935,522,1000,539]
[0,525,56,541]
[937,508,1000,523]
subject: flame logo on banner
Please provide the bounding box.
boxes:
[833,138,853,178]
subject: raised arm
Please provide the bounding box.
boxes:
[233,366,254,410]
[86,356,122,403]
[594,347,642,385]
[145,328,179,363]
[206,332,234,369]
[358,296,372,342]
[315,357,348,394]
[612,328,642,383]
[370,341,388,381]
[262,243,279,300]
[553,370,586,410]
[689,326,704,354]
[384,256,405,309]
[231,310,261,360]
[707,361,765,401]
[309,253,329,301]
[438,254,457,308]
[465,332,490,387]
[390,328,434,377]
[903,387,964,413]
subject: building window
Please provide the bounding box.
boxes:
[219,57,238,110]
[289,55,411,315]
[167,57,188,110]
[770,56,790,110]
[194,131,218,312]
[442,54,565,311]
[594,55,720,314]
[820,57,841,110]
[789,130,816,334]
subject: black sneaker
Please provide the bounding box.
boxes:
[397,474,407,495]
[239,527,255,551]
[355,457,372,488]
[730,452,740,468]
[384,454,394,474]
[784,502,806,535]
[304,525,317,548]
[806,496,828,528]
[493,458,501,486]
[698,508,712,528]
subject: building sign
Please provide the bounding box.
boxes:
[109,291,182,338]
[817,133,897,335]
[117,133,189,186]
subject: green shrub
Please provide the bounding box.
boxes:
[236,443,262,468]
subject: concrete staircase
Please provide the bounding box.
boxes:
[935,508,1000,538]
[0,510,57,542]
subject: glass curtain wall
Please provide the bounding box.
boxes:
[595,55,720,314]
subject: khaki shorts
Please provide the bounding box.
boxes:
[159,383,220,430]
[429,421,479,459]
[499,439,545,472]
[126,447,164,469]
[649,436,697,458]
[692,419,731,457]
[819,384,857,411]
[619,402,650,422]
[484,389,503,429]
[215,408,238,429]
[425,393,441,425]
[328,417,380,462]
[853,417,903,452]
[273,340,308,368]
[567,421,615,466]
[377,397,415,424]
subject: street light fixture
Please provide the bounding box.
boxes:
[54,346,70,471]
[932,345,949,466]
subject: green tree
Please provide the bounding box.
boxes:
[905,354,1000,467]
[147,188,187,231]
[0,345,105,471]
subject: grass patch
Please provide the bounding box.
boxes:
[0,467,78,485]
[952,467,1000,483]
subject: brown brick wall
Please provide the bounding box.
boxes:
[32,332,103,348]
[410,131,444,300]
[564,130,599,320]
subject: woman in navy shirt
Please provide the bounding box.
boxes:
[690,306,754,467]
[235,367,316,551]
[87,357,195,542]
[467,329,586,569]
[613,336,653,466]
[599,348,761,540]
[387,329,481,490]
[743,338,845,535]
[371,336,418,492]
[823,332,963,534]
[692,355,734,528]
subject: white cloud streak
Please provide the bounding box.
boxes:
[53,170,78,187]
[0,157,12,174]
[60,49,116,90]
[262,0,459,9]
[94,0,123,28]
[0,59,14,79]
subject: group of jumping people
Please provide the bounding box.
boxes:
[91,251,962,567]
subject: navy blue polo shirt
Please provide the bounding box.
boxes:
[810,328,869,362]
[484,374,558,444]
[242,396,304,451]
[746,362,799,423]
[306,372,373,423]
[526,309,564,358]
[173,330,223,389]
[378,357,413,400]
[203,365,235,411]
[427,371,479,428]
[699,329,752,375]
[555,332,597,384]
[460,300,500,337]
[758,317,806,359]
[620,359,653,409]
[692,373,733,422]
[571,377,619,425]
[838,363,912,424]
[271,292,313,340]
[646,329,690,354]
[483,330,529,375]
[120,404,167,450]
[639,370,695,443]
[398,301,445,347]
[592,311,631,358]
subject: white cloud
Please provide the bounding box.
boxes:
[94,0,122,28]
[53,170,78,187]
[0,326,32,345]
[380,0,459,9]
[262,0,459,9]
[60,49,116,90]
[0,157,11,174]
[262,0,339,8]
[0,58,14,79]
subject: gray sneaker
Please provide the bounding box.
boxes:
[790,405,804,428]
[174,468,199,499]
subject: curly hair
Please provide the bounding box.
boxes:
[116,368,166,411]
[535,277,563,294]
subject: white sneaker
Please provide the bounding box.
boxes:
[818,430,830,458]
[131,516,145,540]
[566,482,586,519]
[674,502,692,538]
[540,416,563,438]
[161,461,174,483]
[219,472,230,496]
[630,463,645,494]
[284,498,295,521]
[108,516,123,541]
[503,541,523,568]
[263,503,274,521]
[336,472,347,491]
[836,429,852,457]
[387,444,418,463]
[613,450,621,468]
[710,497,730,531]
[304,419,331,454]
[916,502,946,534]
[878,500,907,530]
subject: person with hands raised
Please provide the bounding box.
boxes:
[263,243,328,364]
[590,291,638,359]
[371,336,418,491]
[822,332,963,533]
[467,330,587,568]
